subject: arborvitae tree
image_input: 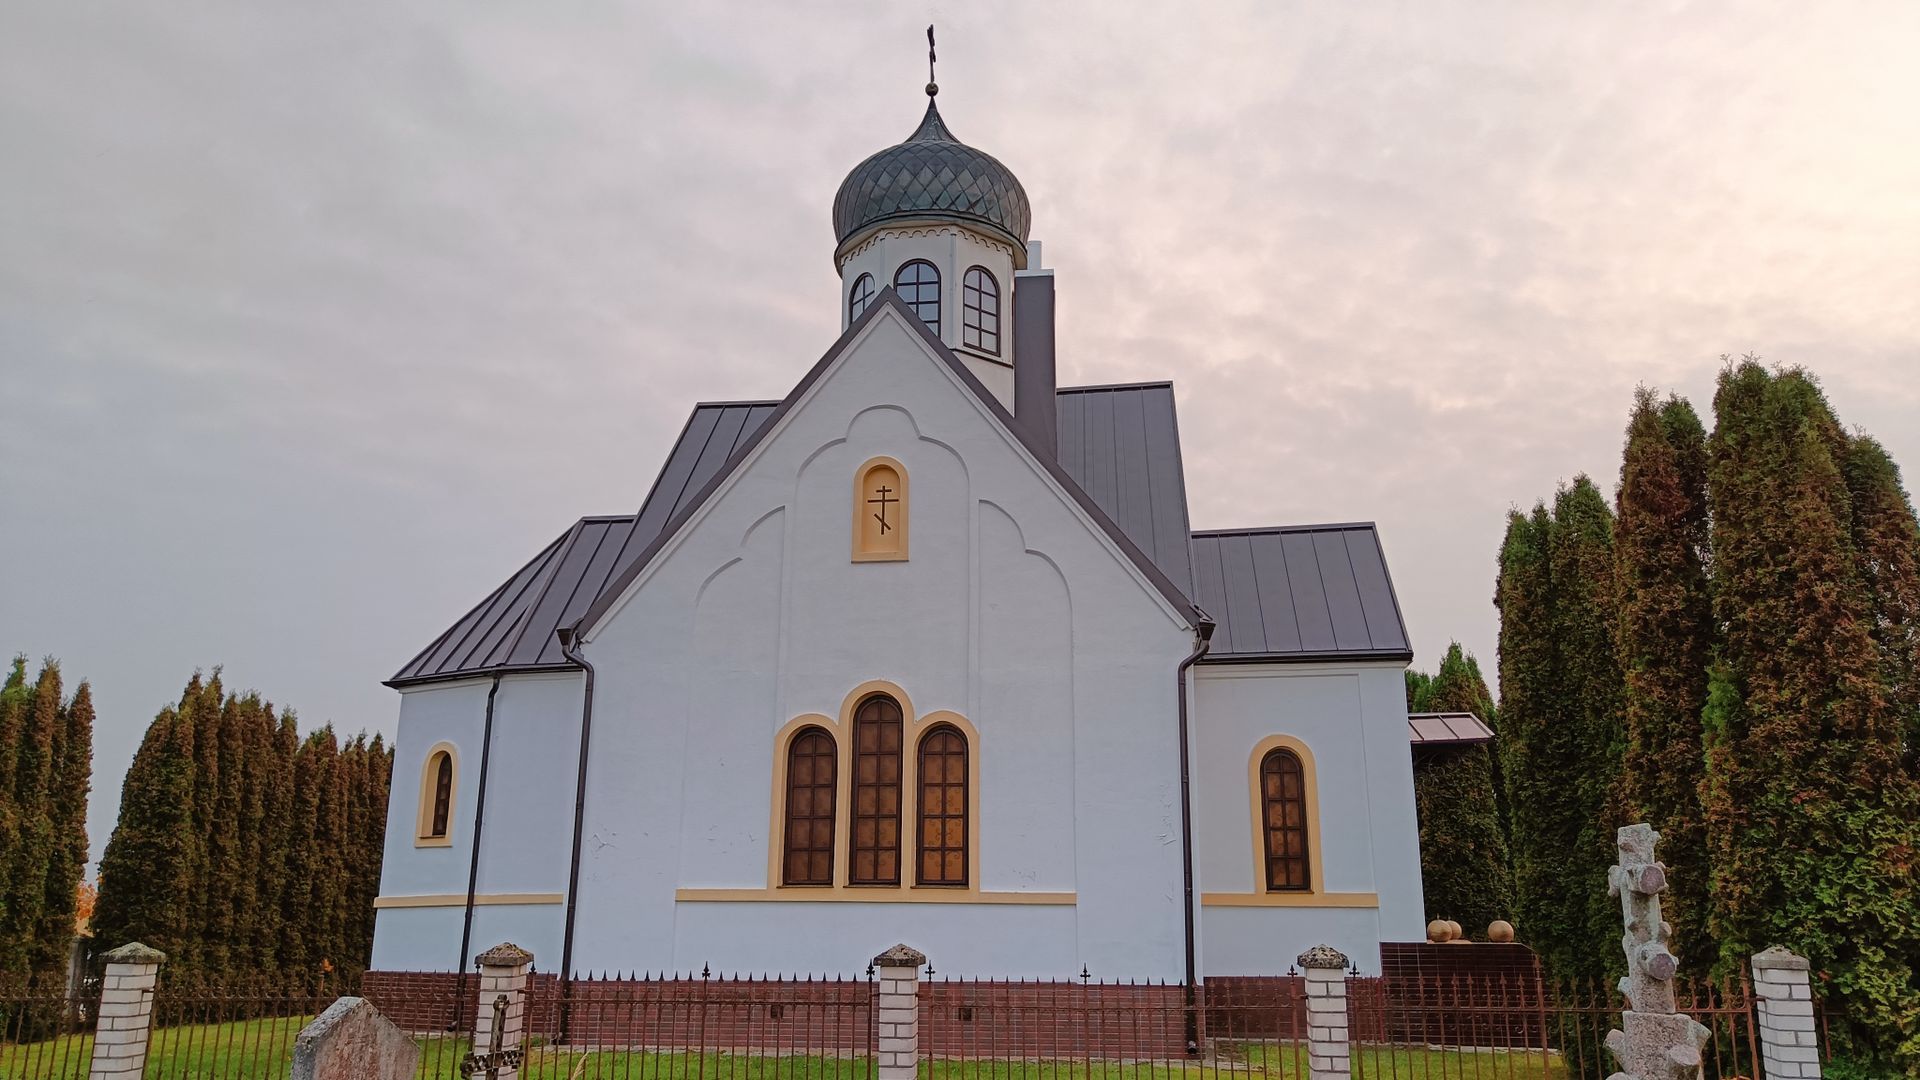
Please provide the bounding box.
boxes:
[199,692,244,980]
[0,658,26,972]
[1842,434,1920,765]
[1497,480,1626,981]
[1704,361,1920,1070]
[93,678,202,968]
[1614,389,1714,971]
[1406,643,1513,938]
[254,711,298,977]
[2,663,62,980]
[31,679,91,981]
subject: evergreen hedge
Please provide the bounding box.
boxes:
[1406,643,1512,937]
[92,671,392,986]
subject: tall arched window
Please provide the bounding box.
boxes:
[916,725,969,886]
[849,695,903,885]
[416,744,457,847]
[961,267,1000,355]
[893,261,941,335]
[1259,748,1310,891]
[848,273,875,322]
[782,727,838,885]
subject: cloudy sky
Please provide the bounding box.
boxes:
[4,2,1917,866]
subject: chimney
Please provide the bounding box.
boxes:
[1013,244,1057,456]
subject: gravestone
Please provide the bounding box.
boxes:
[1604,823,1710,1080]
[290,997,421,1080]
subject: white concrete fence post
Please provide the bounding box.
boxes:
[872,944,926,1080]
[88,942,165,1080]
[471,943,534,1080]
[1752,946,1822,1080]
[1298,945,1353,1080]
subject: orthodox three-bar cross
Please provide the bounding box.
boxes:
[869,484,897,534]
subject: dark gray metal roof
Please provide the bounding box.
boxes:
[1189,525,1412,663]
[1054,382,1196,598]
[1408,712,1495,747]
[832,97,1031,255]
[387,401,776,687]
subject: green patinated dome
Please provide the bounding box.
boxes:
[832,96,1031,255]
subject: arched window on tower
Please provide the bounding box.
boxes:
[961,267,999,355]
[782,726,838,885]
[849,694,904,885]
[1259,747,1310,891]
[916,724,969,886]
[894,261,941,335]
[848,273,875,322]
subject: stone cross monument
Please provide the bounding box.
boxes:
[1604,823,1710,1080]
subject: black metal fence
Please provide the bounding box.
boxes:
[0,966,1828,1079]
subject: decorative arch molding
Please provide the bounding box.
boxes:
[415,741,458,848]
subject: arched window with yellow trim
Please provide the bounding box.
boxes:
[852,457,908,562]
[849,694,903,884]
[916,724,969,886]
[1259,747,1310,891]
[782,726,838,886]
[416,744,457,847]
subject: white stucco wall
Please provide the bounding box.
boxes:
[838,224,1017,406]
[569,306,1196,978]
[370,672,582,971]
[1190,663,1425,975]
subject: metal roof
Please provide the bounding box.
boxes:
[1054,382,1196,598]
[387,402,776,686]
[1408,712,1495,746]
[832,97,1031,255]
[1189,525,1413,663]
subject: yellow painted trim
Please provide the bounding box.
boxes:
[676,888,1072,906]
[1247,734,1326,897]
[415,742,458,848]
[374,893,563,910]
[1201,892,1378,909]
[852,456,909,562]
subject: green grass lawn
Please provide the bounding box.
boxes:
[3,1020,1573,1080]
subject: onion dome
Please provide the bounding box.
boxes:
[832,90,1031,257]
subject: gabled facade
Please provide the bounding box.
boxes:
[372,83,1424,980]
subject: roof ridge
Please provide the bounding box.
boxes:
[693,399,783,408]
[1055,380,1175,394]
[1192,521,1379,537]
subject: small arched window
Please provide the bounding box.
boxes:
[782,727,838,885]
[916,725,969,886]
[416,744,457,847]
[893,261,941,335]
[961,267,1000,355]
[1259,748,1310,891]
[848,273,875,322]
[849,695,903,885]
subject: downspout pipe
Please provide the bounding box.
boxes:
[1176,617,1214,1054]
[452,672,503,1031]
[556,626,597,1043]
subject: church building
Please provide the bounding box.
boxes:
[371,77,1427,981]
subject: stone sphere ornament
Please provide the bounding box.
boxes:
[1446,920,1465,940]
[1427,919,1451,943]
[1488,920,1515,943]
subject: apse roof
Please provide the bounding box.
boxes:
[1189,525,1413,663]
